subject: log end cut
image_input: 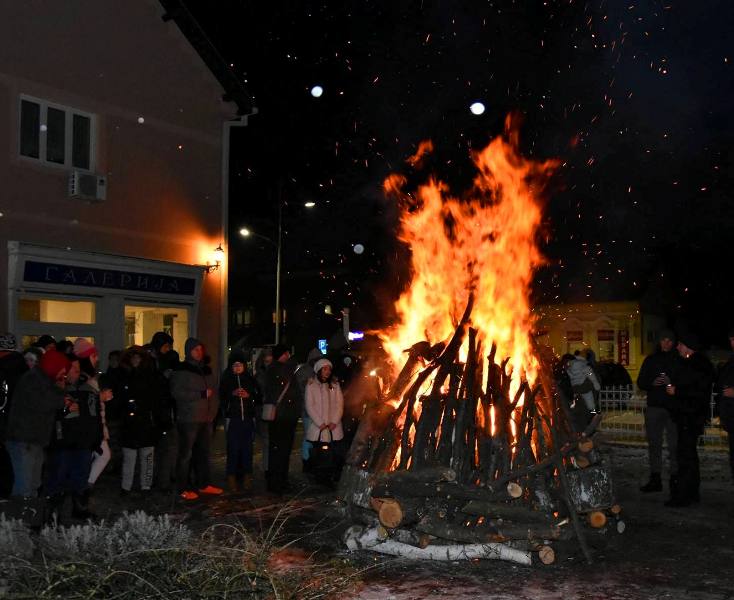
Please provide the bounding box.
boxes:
[587,511,607,529]
[538,545,556,565]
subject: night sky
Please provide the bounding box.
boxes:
[189,1,734,348]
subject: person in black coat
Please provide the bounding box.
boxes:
[118,346,166,494]
[220,350,261,492]
[45,357,103,521]
[0,333,28,498]
[263,345,301,494]
[664,332,714,507]
[715,328,734,482]
[636,330,680,493]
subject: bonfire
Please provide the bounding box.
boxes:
[341,115,622,566]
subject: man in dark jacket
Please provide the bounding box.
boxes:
[264,344,302,494]
[0,333,28,497]
[715,328,734,482]
[118,347,167,494]
[220,350,261,492]
[45,357,103,521]
[636,329,679,493]
[664,331,714,507]
[6,349,69,503]
[171,337,221,500]
[149,332,179,491]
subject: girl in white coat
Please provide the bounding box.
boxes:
[305,359,344,443]
[305,359,345,483]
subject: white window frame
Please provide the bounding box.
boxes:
[18,94,97,172]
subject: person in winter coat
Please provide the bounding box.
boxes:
[149,332,179,492]
[254,347,273,475]
[304,358,345,484]
[263,344,301,494]
[298,347,327,472]
[118,346,166,494]
[71,340,114,490]
[45,356,103,521]
[171,338,221,500]
[0,333,28,498]
[636,330,680,494]
[664,331,714,507]
[6,350,69,502]
[566,351,601,414]
[220,350,261,492]
[715,327,734,482]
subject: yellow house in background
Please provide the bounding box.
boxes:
[533,301,666,382]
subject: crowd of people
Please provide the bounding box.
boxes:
[2,323,731,526]
[0,332,347,526]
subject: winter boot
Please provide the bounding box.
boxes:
[227,475,240,493]
[640,473,662,493]
[241,474,253,492]
[71,490,95,520]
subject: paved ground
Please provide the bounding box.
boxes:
[4,429,734,599]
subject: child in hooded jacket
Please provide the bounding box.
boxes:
[219,350,261,492]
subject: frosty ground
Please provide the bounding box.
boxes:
[10,433,733,600]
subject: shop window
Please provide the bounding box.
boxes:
[124,305,189,357]
[19,95,95,171]
[18,298,95,324]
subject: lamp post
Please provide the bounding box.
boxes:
[239,199,314,345]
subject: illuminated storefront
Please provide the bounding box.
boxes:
[8,242,203,358]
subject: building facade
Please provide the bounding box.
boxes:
[534,301,666,381]
[0,0,246,368]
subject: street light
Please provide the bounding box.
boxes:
[241,195,318,344]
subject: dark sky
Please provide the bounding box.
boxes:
[189,1,734,346]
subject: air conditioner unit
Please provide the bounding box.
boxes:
[69,170,106,202]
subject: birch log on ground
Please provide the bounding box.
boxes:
[345,526,531,565]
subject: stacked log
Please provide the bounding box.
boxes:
[340,298,623,566]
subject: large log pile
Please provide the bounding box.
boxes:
[340,298,623,566]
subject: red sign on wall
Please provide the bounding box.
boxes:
[618,329,630,366]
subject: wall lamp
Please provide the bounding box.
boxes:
[203,244,225,274]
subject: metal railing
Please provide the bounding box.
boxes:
[597,385,728,449]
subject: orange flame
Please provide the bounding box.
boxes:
[380,115,557,394]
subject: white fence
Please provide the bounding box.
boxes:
[598,385,728,448]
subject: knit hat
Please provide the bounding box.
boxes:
[151,331,174,352]
[658,329,676,343]
[0,332,17,352]
[40,349,71,379]
[272,344,290,362]
[313,358,333,375]
[184,337,204,360]
[73,338,97,359]
[228,349,247,366]
[34,334,56,350]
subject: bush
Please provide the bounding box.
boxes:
[2,509,363,599]
[38,510,191,561]
[0,514,34,561]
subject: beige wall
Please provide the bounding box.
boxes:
[0,0,232,368]
[534,301,648,380]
